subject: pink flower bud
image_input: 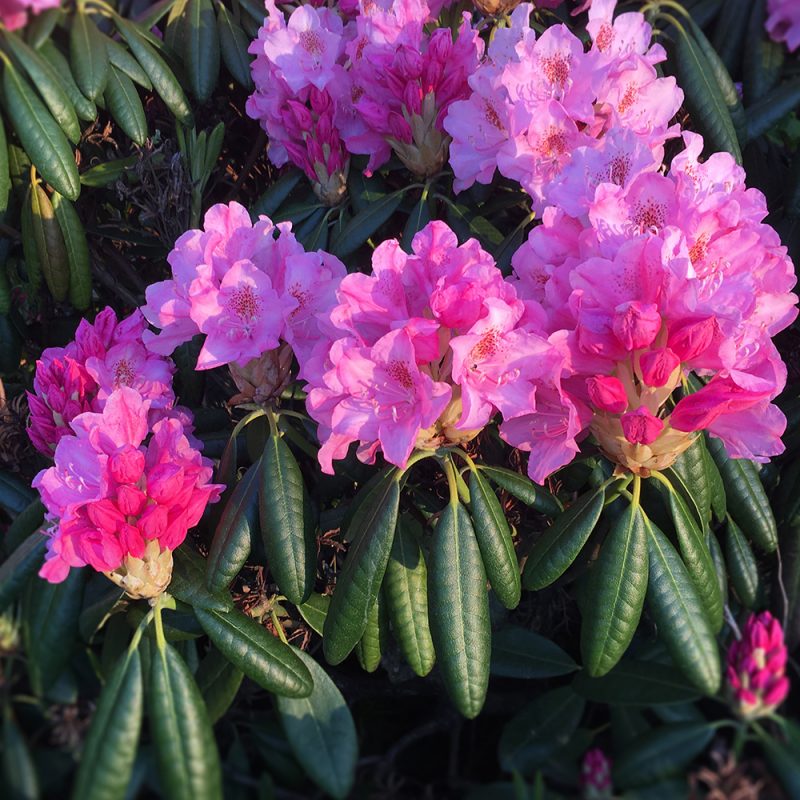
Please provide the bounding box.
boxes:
[620,405,664,445]
[587,375,628,414]
[727,611,790,720]
[639,347,681,387]
[612,301,661,351]
[667,317,718,362]
[580,748,612,800]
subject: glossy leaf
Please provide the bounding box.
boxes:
[480,465,562,517]
[3,498,44,555]
[51,192,91,310]
[745,79,800,142]
[743,0,784,105]
[331,190,404,258]
[645,519,721,695]
[354,591,386,673]
[30,181,69,302]
[276,648,357,800]
[428,500,490,719]
[104,67,147,146]
[70,11,109,100]
[469,468,520,609]
[402,193,432,252]
[38,40,97,122]
[612,722,715,789]
[572,659,701,706]
[491,626,578,679]
[71,647,143,800]
[0,532,46,612]
[148,642,223,800]
[260,431,314,605]
[670,438,711,527]
[523,483,606,590]
[498,688,585,774]
[383,515,435,677]
[206,459,260,594]
[194,606,313,698]
[581,500,648,677]
[216,2,253,90]
[725,515,760,609]
[2,60,79,200]
[250,169,302,218]
[702,434,727,522]
[323,473,400,665]
[195,646,244,725]
[707,436,777,552]
[297,592,330,636]
[170,546,234,612]
[105,37,152,90]
[185,0,220,102]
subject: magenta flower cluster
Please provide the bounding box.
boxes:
[28,310,222,586]
[727,611,790,720]
[0,0,59,31]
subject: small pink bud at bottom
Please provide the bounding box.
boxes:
[104,540,174,600]
[621,405,664,445]
[581,748,612,800]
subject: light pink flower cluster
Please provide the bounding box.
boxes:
[444,0,680,213]
[33,388,222,593]
[727,611,790,720]
[246,0,482,190]
[580,748,612,800]
[141,201,346,381]
[0,0,59,31]
[509,131,798,476]
[303,220,584,478]
[766,0,800,52]
[28,307,175,456]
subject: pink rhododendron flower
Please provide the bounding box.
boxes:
[727,611,790,720]
[34,388,222,594]
[28,308,176,456]
[766,0,800,52]
[142,202,346,396]
[305,220,575,475]
[0,0,59,31]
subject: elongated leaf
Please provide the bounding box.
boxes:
[478,465,562,516]
[710,0,749,73]
[707,436,777,552]
[725,515,760,608]
[3,498,44,555]
[22,569,85,696]
[323,473,400,665]
[250,169,302,218]
[331,190,404,258]
[170,546,233,612]
[498,688,585,773]
[70,10,109,100]
[670,437,711,526]
[383,515,435,677]
[0,532,46,612]
[3,706,39,800]
[185,0,220,102]
[3,30,81,144]
[106,38,152,90]
[194,606,313,698]
[701,434,727,522]
[746,79,800,142]
[104,67,147,146]
[581,500,648,677]
[428,500,490,719]
[0,472,35,517]
[79,156,137,187]
[260,431,313,605]
[2,60,79,200]
[645,519,721,695]
[523,484,606,590]
[115,18,193,127]
[297,592,330,636]
[276,648,357,800]
[195,646,244,724]
[469,469,520,609]
[51,192,91,310]
[216,2,253,90]
[148,642,222,800]
[38,40,97,122]
[572,659,701,706]
[30,181,69,302]
[354,591,385,673]
[759,725,800,799]
[491,626,578,679]
[673,20,742,162]
[26,6,61,49]
[657,478,722,631]
[612,722,715,789]
[402,194,432,252]
[743,0,784,106]
[206,459,259,594]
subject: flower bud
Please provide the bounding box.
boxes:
[104,539,174,600]
[229,345,294,406]
[580,748,612,800]
[727,611,790,720]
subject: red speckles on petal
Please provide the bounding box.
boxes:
[632,197,667,232]
[386,360,415,389]
[608,154,632,186]
[595,23,614,52]
[540,53,571,88]
[113,359,136,388]
[689,233,710,265]
[470,328,502,365]
[617,82,639,114]
[299,30,324,56]
[228,285,261,322]
[484,100,504,131]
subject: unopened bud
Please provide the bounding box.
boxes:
[105,540,173,600]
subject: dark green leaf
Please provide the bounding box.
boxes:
[523,483,605,590]
[491,626,578,679]
[79,156,137,188]
[170,546,233,612]
[104,67,147,146]
[725,515,760,608]
[148,642,223,800]
[645,519,721,695]
[297,592,330,636]
[428,500,490,719]
[383,515,435,677]
[106,37,152,90]
[745,79,800,142]
[216,2,253,90]
[323,472,400,665]
[479,466,562,516]
[184,0,220,102]
[276,648,357,800]
[52,191,92,310]
[743,0,784,106]
[354,590,386,673]
[38,40,97,122]
[194,606,313,698]
[71,647,143,800]
[250,169,302,218]
[581,500,648,677]
[3,706,39,800]
[331,190,404,258]
[3,498,44,554]
[402,194,432,252]
[30,181,69,302]
[70,11,109,100]
[0,532,46,612]
[469,468,520,609]
[195,646,244,725]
